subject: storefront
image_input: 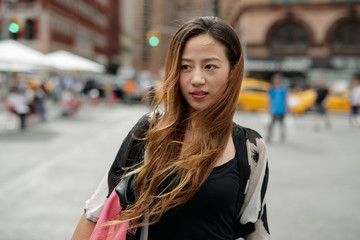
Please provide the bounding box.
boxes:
[245,56,359,90]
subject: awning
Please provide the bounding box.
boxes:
[44,50,105,73]
[0,39,49,71]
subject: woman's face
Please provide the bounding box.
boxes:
[179,34,231,111]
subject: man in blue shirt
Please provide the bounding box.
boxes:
[267,73,289,142]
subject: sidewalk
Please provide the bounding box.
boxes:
[0,99,137,133]
[0,103,358,240]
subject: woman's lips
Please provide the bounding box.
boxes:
[190,90,208,100]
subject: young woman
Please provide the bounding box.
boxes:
[72,16,270,240]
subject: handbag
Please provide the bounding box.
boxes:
[89,189,129,240]
[90,114,153,240]
[90,158,142,240]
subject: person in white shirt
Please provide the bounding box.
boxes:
[5,86,30,130]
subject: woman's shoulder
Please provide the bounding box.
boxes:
[135,112,153,126]
[232,122,264,142]
[232,123,268,170]
[132,110,163,137]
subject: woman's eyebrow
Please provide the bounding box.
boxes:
[181,58,193,62]
[181,57,222,62]
[203,57,222,63]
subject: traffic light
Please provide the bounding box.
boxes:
[8,19,21,40]
[147,31,160,47]
[149,36,160,47]
[8,22,20,34]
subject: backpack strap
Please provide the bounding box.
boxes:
[232,123,253,238]
[107,113,151,198]
[112,112,162,240]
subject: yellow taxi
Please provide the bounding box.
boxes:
[326,90,351,113]
[289,89,352,114]
[237,78,270,112]
[237,78,351,114]
[287,89,316,114]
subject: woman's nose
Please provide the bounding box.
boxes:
[191,68,205,85]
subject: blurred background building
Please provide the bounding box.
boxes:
[0,0,359,87]
[0,0,120,74]
[119,0,219,79]
[223,0,360,88]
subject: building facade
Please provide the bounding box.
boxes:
[120,0,219,78]
[0,0,120,72]
[222,0,360,87]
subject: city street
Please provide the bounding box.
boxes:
[0,103,359,240]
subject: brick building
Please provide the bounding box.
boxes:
[222,0,360,87]
[0,0,120,72]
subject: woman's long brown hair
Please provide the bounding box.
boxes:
[110,16,244,228]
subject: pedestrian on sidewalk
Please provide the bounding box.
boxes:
[5,85,30,131]
[72,16,270,240]
[267,73,289,142]
[313,78,331,131]
[349,76,360,127]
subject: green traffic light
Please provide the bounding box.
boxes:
[8,22,20,33]
[149,36,159,47]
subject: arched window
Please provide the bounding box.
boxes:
[270,22,308,53]
[332,20,360,52]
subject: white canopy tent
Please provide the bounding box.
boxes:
[0,39,49,71]
[44,50,105,73]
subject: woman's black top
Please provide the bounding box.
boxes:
[148,154,241,240]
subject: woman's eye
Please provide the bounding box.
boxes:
[181,65,191,70]
[205,65,216,70]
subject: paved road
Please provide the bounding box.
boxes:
[0,103,359,240]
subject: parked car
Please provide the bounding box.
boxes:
[289,88,351,114]
[82,74,125,100]
[237,78,351,114]
[288,89,317,114]
[237,78,270,111]
[326,90,351,113]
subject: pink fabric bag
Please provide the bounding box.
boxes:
[90,190,129,240]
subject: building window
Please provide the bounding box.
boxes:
[51,15,73,37]
[270,22,308,52]
[54,0,72,8]
[25,19,34,40]
[272,0,309,4]
[332,20,360,52]
[96,0,109,6]
[78,1,92,20]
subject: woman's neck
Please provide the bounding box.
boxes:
[181,122,235,167]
